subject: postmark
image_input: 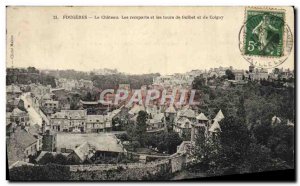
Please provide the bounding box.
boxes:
[239,8,293,69]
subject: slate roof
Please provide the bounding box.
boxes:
[86,115,106,123]
[209,120,222,133]
[7,127,38,166]
[80,100,99,105]
[51,110,86,119]
[271,116,282,125]
[165,105,176,113]
[73,142,91,162]
[178,107,196,118]
[149,113,164,124]
[287,120,294,127]
[13,127,38,148]
[9,161,34,169]
[6,85,22,93]
[128,104,145,115]
[56,133,125,153]
[177,117,192,128]
[214,110,225,122]
[11,108,27,117]
[196,113,209,121]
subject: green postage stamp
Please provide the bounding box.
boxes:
[244,10,285,57]
[239,8,293,68]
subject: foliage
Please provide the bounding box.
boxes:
[192,78,294,175]
[145,131,182,154]
[7,68,56,87]
[9,164,70,181]
[225,69,235,80]
[91,73,160,90]
[135,111,148,146]
[38,153,72,165]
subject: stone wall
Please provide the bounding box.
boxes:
[69,154,186,180]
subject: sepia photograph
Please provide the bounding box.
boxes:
[5,6,295,181]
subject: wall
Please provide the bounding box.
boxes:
[69,154,186,180]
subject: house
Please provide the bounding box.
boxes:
[147,113,165,131]
[191,113,209,141]
[78,79,93,89]
[6,98,22,112]
[247,68,269,81]
[78,100,107,115]
[6,84,22,99]
[164,105,177,124]
[7,127,39,166]
[50,110,87,132]
[27,124,43,151]
[233,70,245,81]
[29,83,51,98]
[173,107,196,137]
[85,115,112,133]
[56,133,125,163]
[41,100,59,115]
[174,117,193,137]
[191,110,224,142]
[177,107,196,121]
[10,108,30,126]
[51,88,72,110]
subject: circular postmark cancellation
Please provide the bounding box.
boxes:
[239,9,293,69]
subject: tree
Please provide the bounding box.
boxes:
[165,131,182,154]
[85,92,93,101]
[225,69,235,80]
[245,143,274,173]
[192,76,207,89]
[237,96,246,124]
[267,124,294,167]
[252,122,272,146]
[193,127,220,171]
[54,154,68,165]
[135,111,148,146]
[9,164,70,181]
[215,116,251,174]
[38,153,55,165]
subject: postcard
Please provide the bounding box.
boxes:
[6,6,295,181]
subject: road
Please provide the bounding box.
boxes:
[20,92,43,126]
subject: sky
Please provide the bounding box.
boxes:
[6,7,294,75]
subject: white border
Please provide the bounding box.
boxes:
[0,0,298,185]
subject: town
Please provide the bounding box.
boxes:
[7,65,294,180]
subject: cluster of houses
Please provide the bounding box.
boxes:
[55,78,94,91]
[6,66,295,169]
[48,109,121,133]
[126,103,224,141]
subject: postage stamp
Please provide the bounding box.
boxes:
[239,8,293,69]
[244,10,285,57]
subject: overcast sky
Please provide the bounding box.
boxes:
[7,7,294,75]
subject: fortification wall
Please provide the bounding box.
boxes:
[69,154,186,180]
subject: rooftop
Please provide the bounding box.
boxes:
[196,113,209,121]
[56,133,125,153]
